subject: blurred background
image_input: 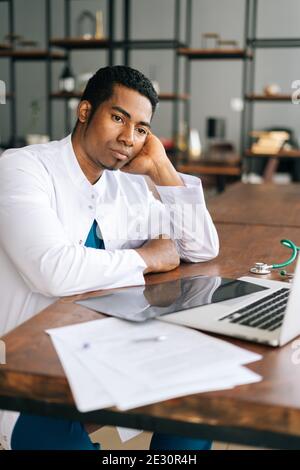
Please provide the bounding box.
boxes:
[1,0,300,191]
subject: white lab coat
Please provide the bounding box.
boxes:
[0,134,219,449]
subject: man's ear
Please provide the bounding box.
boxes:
[77,100,92,124]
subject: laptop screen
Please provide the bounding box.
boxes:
[76,275,267,322]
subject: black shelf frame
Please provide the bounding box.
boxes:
[1,0,189,142]
[249,38,300,48]
[179,0,253,167]
[9,0,15,141]
[58,0,187,138]
[61,0,116,134]
[178,49,252,60]
[0,0,17,142]
[240,0,257,165]
[241,0,300,173]
[3,0,299,157]
[0,0,117,141]
[0,0,65,142]
[121,0,189,153]
[50,39,187,50]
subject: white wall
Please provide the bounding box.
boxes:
[0,0,300,149]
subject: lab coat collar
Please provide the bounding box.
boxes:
[63,134,106,195]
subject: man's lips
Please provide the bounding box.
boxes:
[110,149,130,161]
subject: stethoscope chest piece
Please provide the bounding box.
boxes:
[249,239,299,276]
[250,262,272,275]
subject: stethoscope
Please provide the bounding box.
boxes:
[250,239,300,279]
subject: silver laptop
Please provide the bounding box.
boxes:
[77,257,299,347]
[161,257,300,347]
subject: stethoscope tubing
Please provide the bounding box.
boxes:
[271,239,300,269]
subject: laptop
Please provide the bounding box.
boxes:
[77,275,268,322]
[77,257,300,347]
[161,258,300,347]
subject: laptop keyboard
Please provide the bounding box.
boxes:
[219,288,290,332]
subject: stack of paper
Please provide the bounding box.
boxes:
[47,317,262,414]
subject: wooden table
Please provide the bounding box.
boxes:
[245,150,300,182]
[208,182,300,228]
[176,150,241,192]
[1,223,300,449]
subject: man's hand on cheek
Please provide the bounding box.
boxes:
[120,133,165,177]
[120,133,184,186]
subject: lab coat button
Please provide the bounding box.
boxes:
[88,205,93,210]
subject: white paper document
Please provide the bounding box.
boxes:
[47,317,262,414]
[50,334,142,442]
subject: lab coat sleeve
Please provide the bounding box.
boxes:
[0,157,146,298]
[154,172,219,262]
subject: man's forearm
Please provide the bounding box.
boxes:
[135,237,180,274]
[147,158,184,187]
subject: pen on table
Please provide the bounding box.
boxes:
[81,335,168,349]
[131,335,168,343]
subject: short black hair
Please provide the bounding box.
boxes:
[79,65,159,124]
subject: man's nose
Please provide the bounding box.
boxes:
[117,124,134,147]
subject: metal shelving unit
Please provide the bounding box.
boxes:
[0,0,118,142]
[178,48,252,60]
[48,0,190,145]
[242,0,300,172]
[119,0,190,153]
[245,94,292,101]
[179,1,253,158]
[6,0,295,165]
[176,0,252,188]
[0,0,66,144]
[51,0,116,134]
[178,0,300,181]
[1,0,189,147]
[47,0,188,141]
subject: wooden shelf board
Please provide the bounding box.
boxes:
[0,49,65,60]
[0,43,12,50]
[245,149,300,158]
[50,91,82,99]
[245,94,292,101]
[50,91,189,101]
[50,38,186,50]
[50,37,110,49]
[158,93,189,100]
[178,48,252,59]
[177,163,241,176]
[123,39,186,49]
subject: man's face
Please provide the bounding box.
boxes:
[78,84,153,173]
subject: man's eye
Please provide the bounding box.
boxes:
[112,114,123,122]
[136,128,147,135]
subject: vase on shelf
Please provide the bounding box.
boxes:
[217,39,239,49]
[59,65,75,93]
[77,11,96,40]
[94,11,104,39]
[201,33,219,49]
[188,129,202,161]
[149,65,160,95]
[176,121,188,154]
